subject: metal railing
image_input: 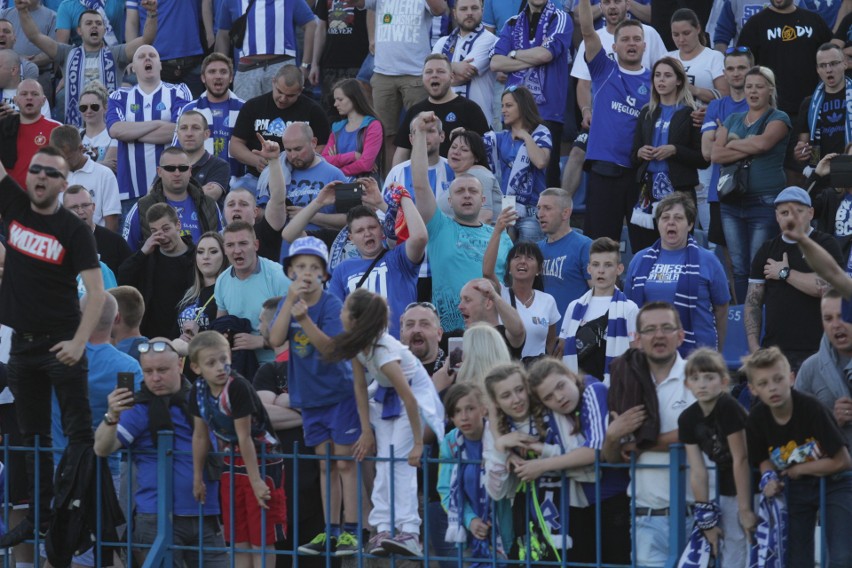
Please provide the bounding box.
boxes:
[0,435,832,567]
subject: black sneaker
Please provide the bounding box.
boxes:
[298,532,334,556]
[0,518,47,548]
[334,531,359,556]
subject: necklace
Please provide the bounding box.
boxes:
[516,289,535,308]
[744,111,762,128]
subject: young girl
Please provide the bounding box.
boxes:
[331,288,445,557]
[679,348,755,567]
[437,383,511,566]
[482,362,565,562]
[322,78,384,180]
[522,357,631,565]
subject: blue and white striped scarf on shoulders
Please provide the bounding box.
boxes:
[562,288,632,386]
[629,236,701,354]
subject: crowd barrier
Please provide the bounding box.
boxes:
[0,434,831,568]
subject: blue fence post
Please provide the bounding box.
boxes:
[666,443,687,568]
[142,431,174,568]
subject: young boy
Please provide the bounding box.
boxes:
[745,346,852,567]
[679,348,754,566]
[188,331,286,568]
[560,236,638,384]
[268,236,362,556]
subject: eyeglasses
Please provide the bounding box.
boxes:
[160,165,191,173]
[137,341,176,354]
[78,103,100,112]
[725,46,751,55]
[817,60,844,70]
[28,164,66,179]
[67,202,94,212]
[638,325,681,337]
[404,301,439,315]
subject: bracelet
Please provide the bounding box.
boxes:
[300,62,311,70]
[581,106,591,114]
[103,411,119,426]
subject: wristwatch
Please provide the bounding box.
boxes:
[509,50,517,59]
[300,62,311,69]
[103,411,119,426]
[778,266,790,282]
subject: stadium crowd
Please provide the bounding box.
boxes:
[3,0,852,566]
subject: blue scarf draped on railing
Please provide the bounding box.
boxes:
[749,471,787,568]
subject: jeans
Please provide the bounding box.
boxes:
[7,331,93,522]
[720,193,779,303]
[787,474,852,568]
[134,514,228,568]
[632,513,692,568]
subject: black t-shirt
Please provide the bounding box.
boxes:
[232,94,331,176]
[796,93,847,158]
[575,312,608,381]
[739,8,833,116]
[94,224,131,275]
[253,360,322,522]
[0,177,100,334]
[255,215,283,262]
[750,231,842,352]
[315,0,369,70]
[189,372,278,447]
[393,96,491,156]
[747,389,846,472]
[679,394,748,496]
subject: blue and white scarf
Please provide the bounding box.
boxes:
[749,471,787,568]
[807,77,852,146]
[562,288,632,385]
[445,428,505,566]
[630,236,701,354]
[677,501,719,568]
[81,0,118,45]
[65,46,116,128]
[441,24,486,98]
[508,2,558,107]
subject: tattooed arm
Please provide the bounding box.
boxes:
[744,282,765,353]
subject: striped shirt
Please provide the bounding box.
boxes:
[106,82,191,201]
[174,91,246,178]
[217,0,316,59]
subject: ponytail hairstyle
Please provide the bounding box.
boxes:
[527,357,585,428]
[484,362,546,439]
[329,288,389,361]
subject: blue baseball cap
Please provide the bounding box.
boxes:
[283,236,329,274]
[773,186,812,207]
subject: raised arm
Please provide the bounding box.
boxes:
[578,0,602,61]
[410,112,438,223]
[785,208,852,298]
[482,207,516,289]
[125,0,160,60]
[397,190,428,263]
[16,1,58,60]
[280,182,338,243]
[256,134,288,231]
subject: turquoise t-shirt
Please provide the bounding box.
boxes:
[722,108,791,196]
[426,211,513,332]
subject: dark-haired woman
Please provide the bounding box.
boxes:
[484,207,561,360]
[322,78,384,179]
[441,129,502,223]
[485,86,552,241]
[332,289,445,557]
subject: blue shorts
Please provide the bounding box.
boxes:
[302,397,361,447]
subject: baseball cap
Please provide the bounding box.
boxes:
[773,186,811,207]
[283,236,329,273]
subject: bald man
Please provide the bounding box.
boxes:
[0,49,47,116]
[1,78,60,186]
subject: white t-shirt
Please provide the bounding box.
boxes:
[571,24,668,81]
[81,127,117,165]
[501,287,561,359]
[65,156,122,226]
[667,47,724,104]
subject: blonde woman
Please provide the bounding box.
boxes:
[454,323,512,393]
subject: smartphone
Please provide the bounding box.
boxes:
[448,337,464,372]
[502,195,517,225]
[335,183,364,214]
[117,372,136,406]
[224,328,235,348]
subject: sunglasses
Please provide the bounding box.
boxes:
[160,165,191,173]
[137,341,176,354]
[404,301,439,315]
[78,103,100,112]
[28,164,66,179]
[725,46,751,55]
